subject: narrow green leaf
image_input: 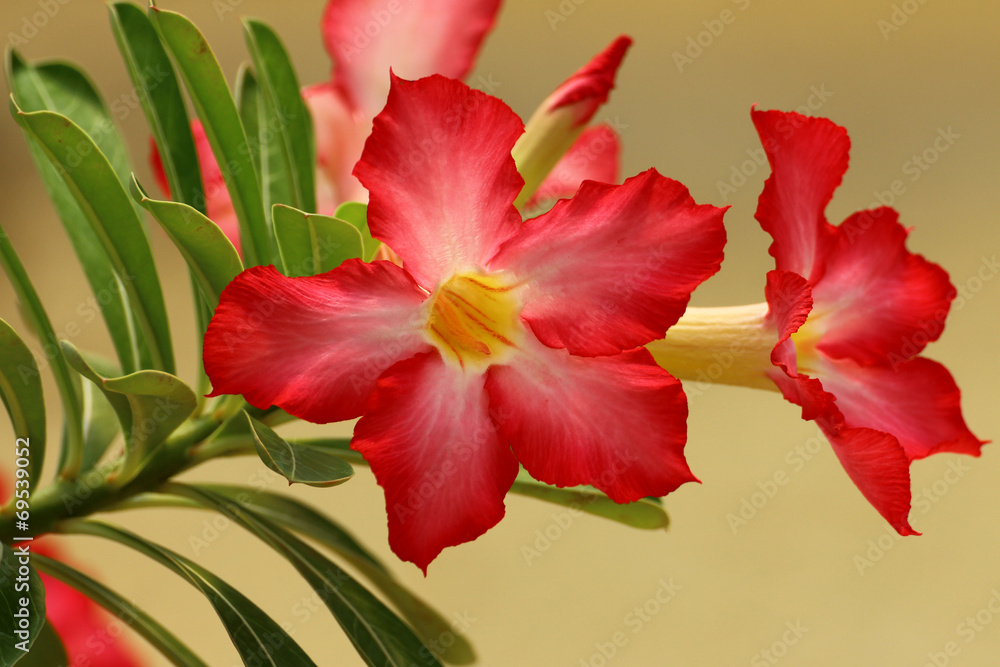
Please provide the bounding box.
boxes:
[272,204,363,277]
[0,226,84,474]
[78,375,121,472]
[334,202,380,261]
[246,414,353,487]
[131,177,243,308]
[235,64,261,188]
[0,543,45,664]
[512,469,670,530]
[65,520,317,667]
[13,620,66,666]
[109,2,205,213]
[0,319,45,489]
[7,49,144,374]
[33,553,209,667]
[149,7,270,266]
[201,485,476,664]
[166,485,443,667]
[60,341,196,476]
[9,100,174,374]
[243,18,315,213]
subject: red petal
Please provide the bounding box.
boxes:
[203,262,431,423]
[811,207,956,364]
[491,170,726,356]
[354,74,524,288]
[814,355,985,460]
[527,124,621,208]
[752,108,849,279]
[352,352,518,573]
[486,340,696,502]
[544,35,632,126]
[303,83,370,209]
[322,0,501,117]
[823,426,918,536]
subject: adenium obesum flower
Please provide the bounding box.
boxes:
[649,108,985,534]
[204,74,727,571]
[151,0,624,248]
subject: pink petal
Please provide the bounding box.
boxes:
[752,108,849,280]
[322,0,501,117]
[527,124,621,208]
[490,170,726,356]
[352,352,518,573]
[203,261,431,423]
[814,355,986,461]
[811,207,956,365]
[149,120,241,248]
[303,83,371,210]
[354,74,525,289]
[544,35,632,127]
[823,426,918,536]
[485,339,696,503]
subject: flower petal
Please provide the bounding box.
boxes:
[491,170,726,356]
[526,123,621,209]
[322,0,501,117]
[485,339,696,503]
[822,425,918,536]
[352,352,518,573]
[303,83,370,209]
[811,207,956,365]
[354,74,524,288]
[814,355,985,461]
[203,261,431,423]
[752,108,849,279]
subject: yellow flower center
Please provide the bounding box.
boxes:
[426,272,523,371]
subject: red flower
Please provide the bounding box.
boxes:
[151,0,624,248]
[651,109,984,534]
[204,74,726,571]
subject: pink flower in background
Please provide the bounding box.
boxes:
[151,0,625,248]
[203,74,726,571]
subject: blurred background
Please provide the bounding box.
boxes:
[1,0,998,664]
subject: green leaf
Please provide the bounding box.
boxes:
[246,414,353,487]
[76,370,120,472]
[335,202,380,261]
[9,100,175,374]
[6,50,145,375]
[201,485,476,664]
[511,469,670,530]
[33,553,209,667]
[242,19,315,214]
[61,341,196,476]
[131,177,243,308]
[272,204,364,277]
[0,319,45,489]
[13,620,66,667]
[66,520,317,667]
[0,226,84,475]
[109,2,205,213]
[166,485,443,667]
[149,7,270,266]
[235,64,261,186]
[0,542,45,664]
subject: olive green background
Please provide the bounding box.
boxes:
[1,0,998,665]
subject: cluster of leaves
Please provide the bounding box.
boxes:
[0,3,668,665]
